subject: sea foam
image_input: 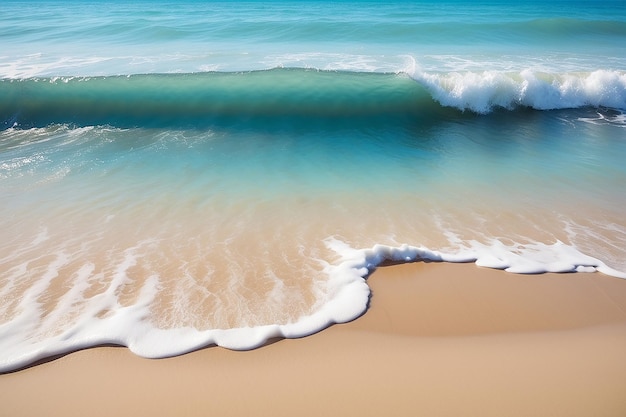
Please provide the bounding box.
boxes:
[1,236,623,373]
[413,69,626,113]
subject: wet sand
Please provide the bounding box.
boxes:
[2,262,626,417]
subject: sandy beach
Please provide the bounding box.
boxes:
[2,262,626,417]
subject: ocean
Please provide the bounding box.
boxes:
[1,0,625,372]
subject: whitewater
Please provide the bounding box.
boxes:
[1,0,626,373]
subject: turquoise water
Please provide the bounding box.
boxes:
[1,0,625,372]
[2,0,626,75]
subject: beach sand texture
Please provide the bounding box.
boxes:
[2,262,625,417]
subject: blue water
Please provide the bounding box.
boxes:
[2,0,626,76]
[1,0,625,372]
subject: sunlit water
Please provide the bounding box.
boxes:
[1,0,625,372]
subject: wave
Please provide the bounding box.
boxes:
[414,69,626,114]
[2,68,625,129]
[0,70,442,129]
[1,237,623,373]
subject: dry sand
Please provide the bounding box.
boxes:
[2,262,626,417]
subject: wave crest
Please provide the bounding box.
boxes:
[413,69,626,113]
[2,68,625,130]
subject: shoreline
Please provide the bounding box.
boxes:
[1,262,626,416]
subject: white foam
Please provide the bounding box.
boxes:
[0,235,624,373]
[259,52,408,73]
[412,69,626,113]
[578,110,626,127]
[30,227,50,246]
